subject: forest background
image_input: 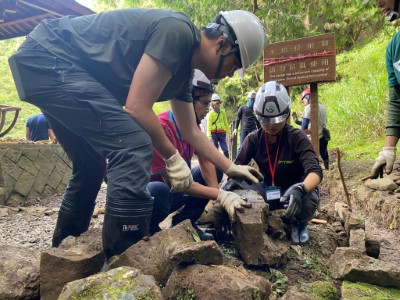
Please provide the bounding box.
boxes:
[0,0,396,159]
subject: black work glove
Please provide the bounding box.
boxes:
[280,183,308,219]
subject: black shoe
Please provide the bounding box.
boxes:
[299,223,309,244]
[192,223,214,241]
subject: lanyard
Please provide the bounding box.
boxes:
[264,132,281,186]
[170,111,191,168]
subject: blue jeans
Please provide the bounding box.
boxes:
[148,165,223,234]
[211,132,229,158]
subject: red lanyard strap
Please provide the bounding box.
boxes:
[265,132,281,186]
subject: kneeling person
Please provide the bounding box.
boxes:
[148,70,250,239]
[235,81,323,244]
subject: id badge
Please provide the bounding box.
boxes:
[265,186,281,201]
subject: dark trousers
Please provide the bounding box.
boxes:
[9,37,154,257]
[211,132,229,158]
[148,165,223,234]
[239,129,252,147]
[319,137,329,161]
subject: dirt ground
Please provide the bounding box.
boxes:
[1,157,400,299]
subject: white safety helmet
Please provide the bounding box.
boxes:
[219,10,266,71]
[254,81,291,125]
[248,90,257,101]
[211,93,221,102]
[192,69,214,93]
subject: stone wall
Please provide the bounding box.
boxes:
[0,144,72,206]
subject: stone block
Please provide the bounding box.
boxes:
[171,241,223,266]
[0,148,7,160]
[1,157,23,180]
[3,173,16,200]
[14,170,35,197]
[234,201,287,266]
[334,202,350,223]
[349,228,366,252]
[7,192,25,206]
[17,155,39,176]
[47,168,63,190]
[345,213,365,235]
[33,171,50,194]
[5,148,22,163]
[22,149,39,161]
[33,152,55,175]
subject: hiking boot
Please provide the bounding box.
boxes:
[299,222,309,244]
[192,223,214,241]
[290,221,300,244]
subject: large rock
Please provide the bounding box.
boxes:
[281,281,339,300]
[40,228,104,300]
[364,178,397,191]
[341,281,400,300]
[232,194,287,266]
[58,266,163,300]
[163,264,271,300]
[0,244,40,300]
[349,228,366,252]
[171,240,223,266]
[330,247,400,288]
[109,219,196,285]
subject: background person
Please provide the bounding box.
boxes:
[235,81,323,244]
[9,8,265,258]
[26,113,55,142]
[207,93,231,158]
[148,70,251,240]
[233,90,260,148]
[292,88,329,170]
[370,0,400,178]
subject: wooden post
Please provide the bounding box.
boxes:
[310,83,320,156]
[230,121,237,161]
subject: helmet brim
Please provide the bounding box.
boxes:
[257,113,289,125]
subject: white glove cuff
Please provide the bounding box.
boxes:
[165,151,180,166]
[383,147,397,151]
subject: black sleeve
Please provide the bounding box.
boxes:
[235,106,243,130]
[235,130,259,166]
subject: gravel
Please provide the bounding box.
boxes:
[0,187,107,251]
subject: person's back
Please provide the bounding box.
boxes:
[26,113,51,141]
[302,102,327,138]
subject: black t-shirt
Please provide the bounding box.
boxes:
[29,8,200,105]
[235,125,323,193]
[235,105,259,132]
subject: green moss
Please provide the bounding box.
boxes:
[342,281,400,300]
[251,288,261,300]
[172,288,197,300]
[308,281,339,300]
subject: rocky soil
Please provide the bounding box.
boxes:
[1,158,400,299]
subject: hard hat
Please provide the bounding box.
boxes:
[254,81,291,125]
[301,88,311,101]
[211,93,221,102]
[209,10,266,72]
[192,69,215,93]
[248,90,257,100]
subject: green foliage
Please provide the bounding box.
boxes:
[301,255,330,280]
[308,281,339,300]
[267,268,288,297]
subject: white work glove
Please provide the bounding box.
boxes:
[370,147,396,179]
[217,189,252,221]
[225,163,264,184]
[165,151,193,192]
[233,129,237,136]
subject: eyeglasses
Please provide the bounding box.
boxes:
[195,99,211,107]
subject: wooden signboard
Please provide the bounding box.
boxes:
[264,33,336,86]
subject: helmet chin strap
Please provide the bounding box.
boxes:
[387,0,400,21]
[213,35,239,82]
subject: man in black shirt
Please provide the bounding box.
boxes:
[234,90,260,148]
[9,8,266,258]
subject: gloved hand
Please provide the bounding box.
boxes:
[217,189,252,220]
[225,163,264,184]
[292,112,298,120]
[370,147,397,179]
[233,129,237,136]
[280,183,308,219]
[165,151,193,192]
